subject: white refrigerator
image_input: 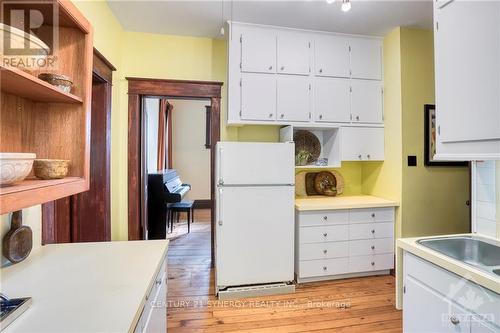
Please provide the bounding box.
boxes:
[215,142,295,295]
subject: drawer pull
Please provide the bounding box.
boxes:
[371,213,375,218]
[371,245,375,250]
[371,229,375,234]
[323,233,328,237]
[450,316,460,325]
[323,249,328,254]
[323,266,327,271]
[371,262,375,266]
[156,279,162,286]
[323,216,328,221]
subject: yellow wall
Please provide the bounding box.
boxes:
[399,28,469,237]
[362,28,404,237]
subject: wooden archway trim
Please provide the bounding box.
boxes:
[127,77,222,261]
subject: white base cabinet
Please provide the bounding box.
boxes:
[403,252,500,333]
[295,207,395,282]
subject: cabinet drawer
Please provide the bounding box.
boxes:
[349,207,394,223]
[298,210,349,227]
[349,222,393,240]
[299,241,349,261]
[300,225,349,244]
[349,254,393,273]
[349,238,394,256]
[299,257,349,278]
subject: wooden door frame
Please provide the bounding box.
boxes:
[127,77,222,261]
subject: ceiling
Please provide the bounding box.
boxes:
[107,0,433,38]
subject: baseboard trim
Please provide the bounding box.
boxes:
[296,270,390,284]
[193,199,212,209]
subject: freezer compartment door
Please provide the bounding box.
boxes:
[216,186,294,287]
[217,142,294,185]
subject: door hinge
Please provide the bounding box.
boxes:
[349,45,351,52]
[308,42,311,48]
[350,114,353,120]
[381,87,384,95]
[239,78,242,87]
[309,67,311,73]
[240,62,242,69]
[403,285,406,294]
[240,35,243,43]
[239,110,242,117]
[309,112,312,119]
[350,86,352,93]
[218,220,223,226]
[436,21,439,31]
[309,83,311,91]
[438,125,441,135]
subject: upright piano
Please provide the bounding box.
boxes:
[147,169,190,239]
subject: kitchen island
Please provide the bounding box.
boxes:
[0,240,168,332]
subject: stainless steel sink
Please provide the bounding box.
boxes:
[418,235,500,278]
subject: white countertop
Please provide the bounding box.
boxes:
[397,234,500,294]
[295,195,399,211]
[0,240,169,333]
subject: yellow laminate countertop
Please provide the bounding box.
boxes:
[397,234,500,295]
[295,195,399,211]
[0,240,169,333]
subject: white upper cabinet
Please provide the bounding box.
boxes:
[351,79,383,124]
[277,32,311,76]
[314,77,350,123]
[434,0,500,160]
[314,35,350,78]
[241,28,276,74]
[350,38,383,80]
[277,75,311,122]
[342,127,384,161]
[240,73,276,121]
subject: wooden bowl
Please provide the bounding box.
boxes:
[33,159,70,179]
[0,153,36,186]
[38,73,73,93]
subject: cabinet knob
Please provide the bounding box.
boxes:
[371,245,375,250]
[356,116,360,121]
[280,114,284,118]
[319,114,323,120]
[281,66,285,70]
[319,69,323,73]
[367,154,371,159]
[371,213,375,218]
[269,65,273,70]
[358,154,362,159]
[323,249,328,254]
[371,229,375,234]
[323,266,327,271]
[371,262,375,266]
[269,113,273,118]
[323,216,328,221]
[323,233,328,237]
[450,316,460,325]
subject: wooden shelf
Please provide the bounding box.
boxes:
[0,177,87,214]
[0,65,83,103]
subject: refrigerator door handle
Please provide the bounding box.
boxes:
[218,188,223,226]
[218,147,224,186]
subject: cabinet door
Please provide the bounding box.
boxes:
[277,75,310,122]
[404,276,471,333]
[314,77,350,123]
[241,28,276,73]
[434,1,500,143]
[350,38,382,80]
[341,127,384,161]
[241,73,276,121]
[351,79,383,124]
[314,35,350,78]
[277,32,311,75]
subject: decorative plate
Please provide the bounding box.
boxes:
[293,130,321,165]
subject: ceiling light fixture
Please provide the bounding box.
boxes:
[326,0,335,4]
[341,0,351,12]
[219,0,225,36]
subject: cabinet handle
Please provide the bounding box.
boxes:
[269,113,273,118]
[323,233,328,237]
[355,116,360,121]
[371,229,375,234]
[371,245,375,250]
[367,154,371,159]
[319,114,323,120]
[323,266,327,271]
[371,262,375,266]
[323,249,328,254]
[319,68,323,73]
[450,316,460,325]
[156,279,162,286]
[323,216,328,221]
[269,65,273,70]
[281,66,285,70]
[280,114,284,118]
[371,213,375,218]
[358,154,362,159]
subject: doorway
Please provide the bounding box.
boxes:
[127,78,222,264]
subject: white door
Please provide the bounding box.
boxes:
[404,276,471,333]
[315,35,350,78]
[241,73,276,121]
[434,1,500,143]
[341,127,384,161]
[216,186,294,287]
[217,142,294,185]
[277,32,311,75]
[241,28,276,73]
[350,38,382,80]
[314,77,350,123]
[277,75,310,122]
[351,79,383,124]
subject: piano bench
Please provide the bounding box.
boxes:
[168,200,194,233]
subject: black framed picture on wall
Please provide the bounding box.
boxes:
[424,104,468,167]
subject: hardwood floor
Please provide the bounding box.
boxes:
[167,209,402,332]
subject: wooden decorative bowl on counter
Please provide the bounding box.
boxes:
[33,159,70,179]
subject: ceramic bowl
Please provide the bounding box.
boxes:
[0,153,36,186]
[33,159,70,179]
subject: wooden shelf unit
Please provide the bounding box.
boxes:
[0,0,93,214]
